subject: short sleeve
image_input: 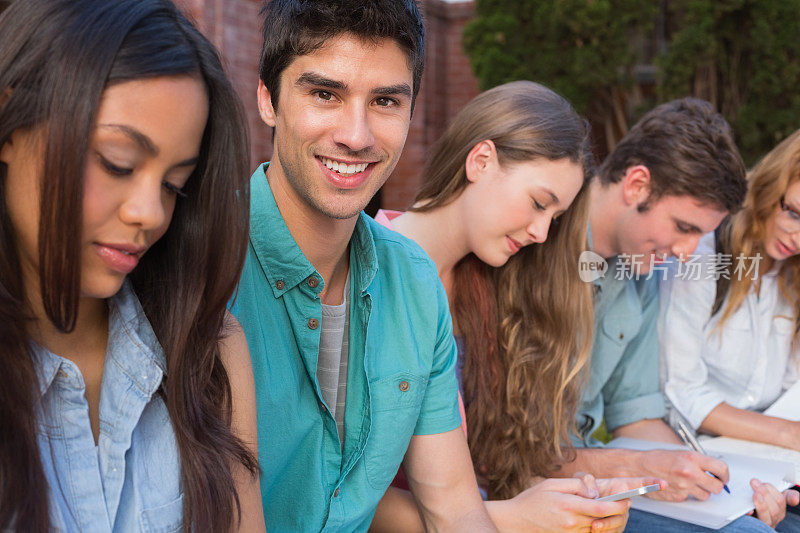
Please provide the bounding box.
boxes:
[413,279,461,435]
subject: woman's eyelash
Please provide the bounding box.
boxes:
[99,156,132,176]
[162,181,187,198]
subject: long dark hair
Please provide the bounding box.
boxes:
[0,1,256,531]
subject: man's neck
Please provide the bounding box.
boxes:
[588,179,622,259]
[266,162,355,303]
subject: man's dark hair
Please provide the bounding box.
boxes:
[597,98,747,213]
[258,0,425,114]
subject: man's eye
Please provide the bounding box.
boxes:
[376,97,397,107]
[314,90,333,101]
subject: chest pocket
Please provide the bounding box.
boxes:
[599,313,641,347]
[364,372,427,490]
[139,493,183,533]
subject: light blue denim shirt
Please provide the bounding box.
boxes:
[572,226,666,447]
[35,281,183,532]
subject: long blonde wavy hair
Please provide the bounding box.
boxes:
[410,81,595,499]
[715,129,800,343]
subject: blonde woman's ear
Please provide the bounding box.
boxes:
[465,139,497,183]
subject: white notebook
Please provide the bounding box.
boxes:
[608,437,794,530]
[701,380,800,484]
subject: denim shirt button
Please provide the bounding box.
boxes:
[398,380,410,392]
[308,318,319,330]
[275,279,285,290]
[307,276,319,288]
[333,488,340,497]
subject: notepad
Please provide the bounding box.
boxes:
[608,437,795,530]
[700,380,800,484]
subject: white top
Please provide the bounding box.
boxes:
[658,232,800,430]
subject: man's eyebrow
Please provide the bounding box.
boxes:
[373,84,412,99]
[295,72,347,92]
[99,124,158,156]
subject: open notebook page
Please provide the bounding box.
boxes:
[608,437,794,529]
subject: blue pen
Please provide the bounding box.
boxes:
[676,420,731,494]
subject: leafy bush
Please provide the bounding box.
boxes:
[463,0,658,151]
[659,0,800,164]
[464,0,800,164]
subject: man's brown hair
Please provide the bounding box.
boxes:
[598,98,747,212]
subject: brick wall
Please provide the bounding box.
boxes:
[177,0,480,211]
[385,0,480,210]
[176,0,273,170]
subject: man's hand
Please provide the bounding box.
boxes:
[633,449,729,501]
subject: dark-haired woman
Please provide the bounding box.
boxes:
[0,0,264,531]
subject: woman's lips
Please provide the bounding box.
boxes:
[506,236,522,254]
[777,240,797,257]
[93,243,144,274]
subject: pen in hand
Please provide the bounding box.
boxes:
[676,419,731,494]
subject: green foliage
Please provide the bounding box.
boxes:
[463,0,658,115]
[464,0,800,164]
[659,0,800,164]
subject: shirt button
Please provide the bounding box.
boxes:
[275,279,285,290]
[399,380,410,392]
[333,488,340,497]
[619,332,624,340]
[307,276,319,288]
[308,318,319,330]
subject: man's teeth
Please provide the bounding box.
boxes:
[320,157,369,175]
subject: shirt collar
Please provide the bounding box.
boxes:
[33,280,166,399]
[249,162,379,297]
[351,211,378,294]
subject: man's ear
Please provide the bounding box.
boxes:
[621,165,651,206]
[257,80,277,127]
[464,139,497,184]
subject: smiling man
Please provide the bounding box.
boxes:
[229,1,495,531]
[554,99,780,531]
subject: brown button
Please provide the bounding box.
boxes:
[333,488,340,497]
[307,276,319,288]
[399,380,410,392]
[308,318,319,330]
[619,333,624,340]
[275,279,285,290]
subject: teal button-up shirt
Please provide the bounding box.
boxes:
[572,228,666,447]
[231,164,461,531]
